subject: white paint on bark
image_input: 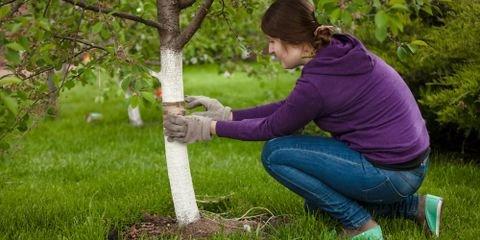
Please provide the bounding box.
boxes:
[152,49,200,226]
[124,91,144,127]
[127,105,144,127]
[158,50,185,103]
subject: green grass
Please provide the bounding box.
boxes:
[0,65,479,239]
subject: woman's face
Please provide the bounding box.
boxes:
[267,36,309,69]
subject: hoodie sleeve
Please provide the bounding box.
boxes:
[232,100,285,121]
[216,77,323,140]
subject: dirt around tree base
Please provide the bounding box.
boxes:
[124,213,287,239]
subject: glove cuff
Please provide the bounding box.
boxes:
[222,107,232,121]
[201,117,213,141]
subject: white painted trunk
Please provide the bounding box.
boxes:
[154,49,200,226]
[127,105,144,127]
[124,91,144,127]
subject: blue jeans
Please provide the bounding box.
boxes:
[261,135,428,229]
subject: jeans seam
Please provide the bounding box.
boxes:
[350,215,372,230]
[386,176,408,198]
[269,148,361,166]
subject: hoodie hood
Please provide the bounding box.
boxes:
[302,34,374,76]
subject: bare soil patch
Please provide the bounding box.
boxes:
[121,213,288,239]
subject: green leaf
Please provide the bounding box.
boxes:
[64,80,75,89]
[317,0,336,7]
[92,22,104,34]
[4,48,20,65]
[405,43,416,54]
[422,4,433,15]
[9,22,23,34]
[390,3,410,11]
[100,29,111,40]
[130,95,140,108]
[341,11,353,26]
[396,45,409,61]
[18,37,29,49]
[82,68,96,82]
[375,11,388,28]
[17,119,28,132]
[388,14,404,34]
[6,42,25,51]
[0,76,22,86]
[37,18,51,31]
[0,92,18,115]
[141,91,156,103]
[375,26,387,42]
[121,77,133,91]
[411,39,429,47]
[329,8,341,22]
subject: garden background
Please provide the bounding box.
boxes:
[0,0,479,239]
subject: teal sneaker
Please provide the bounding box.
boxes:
[425,194,444,237]
[351,225,384,240]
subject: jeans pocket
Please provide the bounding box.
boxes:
[362,178,406,204]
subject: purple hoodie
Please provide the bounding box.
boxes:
[216,34,430,165]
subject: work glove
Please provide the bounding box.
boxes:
[163,114,212,144]
[185,96,232,121]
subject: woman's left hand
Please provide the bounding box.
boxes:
[163,114,212,144]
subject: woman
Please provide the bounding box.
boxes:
[164,0,443,239]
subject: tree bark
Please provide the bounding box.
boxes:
[154,0,203,227]
[127,104,144,127]
[157,49,200,226]
[46,69,58,116]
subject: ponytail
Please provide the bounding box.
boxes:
[312,25,335,50]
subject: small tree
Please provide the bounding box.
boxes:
[1,0,215,226]
[60,0,215,225]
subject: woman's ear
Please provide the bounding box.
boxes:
[301,43,315,58]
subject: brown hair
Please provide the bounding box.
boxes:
[261,0,333,51]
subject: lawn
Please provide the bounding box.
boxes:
[0,65,478,239]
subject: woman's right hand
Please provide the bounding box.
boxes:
[185,96,232,121]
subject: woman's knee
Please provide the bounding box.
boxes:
[261,136,294,168]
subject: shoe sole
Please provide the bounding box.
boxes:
[434,197,444,237]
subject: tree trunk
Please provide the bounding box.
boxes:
[125,90,144,127]
[153,0,212,227]
[46,70,58,117]
[127,105,144,127]
[158,48,200,226]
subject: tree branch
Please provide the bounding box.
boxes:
[145,60,161,66]
[4,0,25,18]
[175,0,214,49]
[43,0,52,17]
[179,0,196,9]
[0,1,26,25]
[53,35,108,52]
[61,0,164,30]
[0,0,16,7]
